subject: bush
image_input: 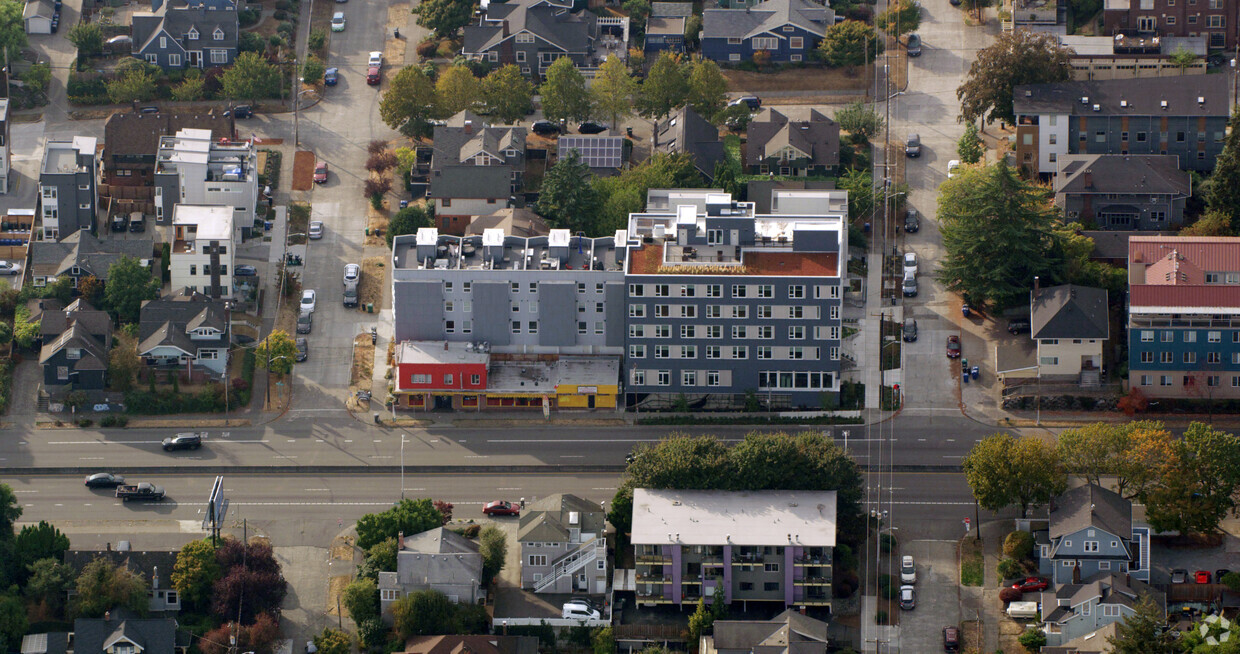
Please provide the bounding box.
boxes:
[997,557,1023,580]
[272,10,287,20]
[879,532,897,553]
[366,151,398,173]
[67,71,109,104]
[78,418,93,427]
[364,177,392,198]
[436,40,456,58]
[999,587,1023,603]
[239,7,260,26]
[453,524,480,538]
[416,40,438,58]
[1222,571,1240,592]
[368,139,390,155]
[277,21,296,37]
[308,29,326,52]
[1017,629,1046,650]
[100,415,129,428]
[878,574,898,599]
[1003,531,1035,560]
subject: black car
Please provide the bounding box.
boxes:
[162,432,203,451]
[84,473,125,488]
[128,215,146,233]
[904,209,920,233]
[532,120,560,136]
[111,214,128,232]
[1007,318,1032,334]
[296,337,309,362]
[230,105,253,119]
[578,121,608,134]
[906,34,922,56]
[902,318,918,342]
[297,313,313,334]
[729,96,762,111]
[235,264,258,277]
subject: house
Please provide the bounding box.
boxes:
[103,110,235,186]
[462,0,601,79]
[429,113,526,234]
[1039,572,1164,647]
[23,0,54,34]
[1012,75,1228,175]
[154,128,256,231]
[518,493,608,594]
[27,231,154,289]
[644,2,692,52]
[39,137,98,239]
[75,609,183,654]
[701,0,834,64]
[558,135,628,175]
[139,288,231,378]
[378,528,484,619]
[632,489,835,608]
[64,546,182,614]
[1103,0,1236,51]
[38,300,113,391]
[1061,35,1209,81]
[169,205,236,299]
[1037,484,1149,586]
[428,167,515,232]
[401,636,539,654]
[1126,235,1240,398]
[1029,282,1109,382]
[464,208,550,238]
[1041,622,1118,654]
[1053,155,1191,229]
[654,106,725,182]
[745,108,839,177]
[131,0,239,70]
[703,610,829,654]
[0,99,11,194]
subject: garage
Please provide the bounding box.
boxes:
[23,0,55,34]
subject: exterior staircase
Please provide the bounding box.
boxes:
[535,537,605,593]
[1079,369,1101,388]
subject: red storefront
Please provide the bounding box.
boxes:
[393,341,489,410]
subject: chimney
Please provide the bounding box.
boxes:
[1083,170,1093,188]
[464,121,473,134]
[107,542,112,552]
[1034,276,1041,298]
[1125,572,1131,587]
[153,566,159,589]
[399,531,405,549]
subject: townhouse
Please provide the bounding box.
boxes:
[1053,154,1191,229]
[154,128,256,234]
[39,137,98,239]
[1102,0,1237,50]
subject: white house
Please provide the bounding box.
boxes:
[23,0,54,34]
[1031,282,1109,384]
[154,128,256,236]
[170,204,235,300]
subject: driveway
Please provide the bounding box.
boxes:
[895,540,964,653]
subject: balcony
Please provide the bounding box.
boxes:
[793,576,832,586]
[636,553,671,564]
[634,573,671,584]
[794,556,832,566]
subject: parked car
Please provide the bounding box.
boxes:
[729,95,762,111]
[162,432,203,451]
[1195,570,1212,584]
[324,67,338,85]
[946,335,961,358]
[943,626,960,652]
[300,289,317,314]
[84,473,126,488]
[297,313,313,334]
[904,208,920,233]
[309,221,324,239]
[899,585,916,610]
[1007,318,1032,334]
[111,214,129,232]
[344,263,360,283]
[947,160,961,178]
[482,500,520,516]
[0,261,21,276]
[230,105,253,119]
[314,162,328,183]
[368,51,383,67]
[906,33,922,56]
[900,555,917,584]
[902,272,918,297]
[1171,569,1189,584]
[128,215,146,233]
[563,603,600,620]
[1011,576,1049,593]
[331,11,345,30]
[532,120,560,136]
[367,65,381,85]
[235,265,258,277]
[295,337,308,362]
[905,133,921,157]
[565,598,602,612]
[902,318,918,342]
[579,121,608,134]
[903,251,918,276]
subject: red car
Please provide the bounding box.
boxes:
[946,335,962,358]
[1195,570,1212,584]
[314,162,328,184]
[1011,576,1049,593]
[483,500,520,517]
[367,65,381,85]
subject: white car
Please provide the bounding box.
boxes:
[903,251,918,277]
[309,221,324,239]
[0,261,20,275]
[900,555,916,584]
[343,263,360,283]
[562,602,600,620]
[330,12,345,31]
[300,289,317,314]
[947,160,961,178]
[368,51,383,67]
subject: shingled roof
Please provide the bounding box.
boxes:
[1049,484,1131,542]
[464,0,597,55]
[72,609,178,654]
[1054,155,1190,197]
[104,111,234,159]
[1013,75,1227,118]
[703,0,834,40]
[745,108,840,168]
[138,289,229,356]
[1031,284,1109,341]
[517,494,604,542]
[28,231,154,281]
[655,106,725,178]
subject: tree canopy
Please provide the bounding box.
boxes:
[817,21,883,71]
[1206,109,1240,232]
[391,589,458,639]
[0,593,26,654]
[540,57,592,124]
[74,558,150,618]
[482,64,534,124]
[479,525,507,586]
[834,101,884,143]
[956,123,983,164]
[68,22,104,56]
[107,68,159,104]
[685,59,728,120]
[414,0,474,38]
[381,66,438,138]
[221,52,282,101]
[0,0,28,61]
[435,65,482,117]
[14,521,69,577]
[957,30,1073,125]
[388,204,435,246]
[211,539,287,624]
[254,330,298,376]
[637,53,689,120]
[536,149,600,232]
[963,433,1066,518]
[356,498,445,550]
[342,577,379,624]
[103,256,161,324]
[590,56,637,130]
[172,539,222,610]
[1142,422,1240,536]
[875,1,921,35]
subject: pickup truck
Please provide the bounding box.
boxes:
[116,482,166,502]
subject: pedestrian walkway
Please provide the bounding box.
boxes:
[859,595,899,653]
[862,251,904,413]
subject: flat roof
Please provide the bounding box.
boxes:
[172,204,233,240]
[397,340,489,366]
[631,488,837,547]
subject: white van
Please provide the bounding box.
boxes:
[562,603,600,620]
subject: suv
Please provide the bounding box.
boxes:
[943,626,960,652]
[562,603,600,620]
[902,318,918,342]
[904,208,920,233]
[902,272,918,297]
[906,33,922,56]
[163,432,203,451]
[905,133,921,157]
[128,215,146,233]
[728,96,762,111]
[1007,318,1032,334]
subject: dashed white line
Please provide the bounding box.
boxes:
[560,455,584,458]
[370,455,394,459]
[304,488,331,492]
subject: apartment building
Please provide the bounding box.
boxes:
[154,127,256,234]
[1061,35,1209,81]
[1053,154,1191,229]
[518,494,608,594]
[1012,75,1227,176]
[631,489,835,609]
[39,137,98,239]
[169,204,235,299]
[1127,236,1240,398]
[1102,0,1237,50]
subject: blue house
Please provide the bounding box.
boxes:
[644,2,691,53]
[131,0,239,70]
[701,0,834,64]
[1037,484,1149,586]
[1038,572,1164,648]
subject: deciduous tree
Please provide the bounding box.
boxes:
[0,0,29,61]
[254,330,298,376]
[1107,594,1175,654]
[436,65,483,117]
[381,66,439,137]
[483,64,534,124]
[388,204,434,246]
[68,22,104,56]
[536,149,600,232]
[590,56,637,130]
[107,68,159,104]
[956,122,983,164]
[834,101,884,143]
[342,577,379,623]
[1055,422,1132,486]
[817,21,883,72]
[957,30,1073,125]
[171,71,206,102]
[590,151,702,234]
[963,433,1066,518]
[1168,46,1198,70]
[414,0,474,38]
[391,589,455,639]
[685,59,728,120]
[102,256,160,324]
[637,52,688,120]
[314,628,352,654]
[108,337,140,393]
[875,1,920,35]
[540,57,592,124]
[1180,210,1234,236]
[24,558,75,615]
[171,539,221,611]
[221,52,282,101]
[0,593,27,654]
[837,168,875,222]
[0,482,24,538]
[1142,422,1240,536]
[74,558,150,618]
[301,55,325,86]
[356,498,445,550]
[479,525,507,586]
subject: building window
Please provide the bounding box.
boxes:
[789,326,805,339]
[1184,352,1196,364]
[732,285,747,298]
[213,27,225,40]
[706,284,722,298]
[169,54,182,66]
[1140,352,1153,363]
[1161,375,1172,386]
[657,370,671,386]
[706,346,720,359]
[529,555,547,566]
[632,370,645,385]
[790,37,803,48]
[528,321,538,334]
[1083,541,1098,552]
[1208,331,1221,342]
[757,346,773,359]
[210,49,228,63]
[1185,332,1197,343]
[757,306,772,319]
[1159,352,1173,364]
[1140,375,1151,386]
[757,285,774,298]
[512,321,520,334]
[381,589,400,601]
[630,345,645,358]
[655,345,669,359]
[1141,331,1154,342]
[707,371,720,386]
[470,374,481,385]
[682,371,697,386]
[764,563,779,572]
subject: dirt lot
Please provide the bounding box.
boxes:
[291,151,316,191]
[384,3,409,64]
[350,335,374,388]
[360,257,388,310]
[722,65,870,92]
[365,206,388,248]
[960,620,983,654]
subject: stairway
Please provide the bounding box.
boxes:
[535,537,604,593]
[1079,369,1101,388]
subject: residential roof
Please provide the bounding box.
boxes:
[386,528,482,592]
[650,1,693,16]
[63,549,179,586]
[132,2,238,57]
[746,179,837,214]
[646,16,686,35]
[1048,484,1132,542]
[463,0,597,55]
[1129,285,1240,311]
[1129,236,1240,281]
[428,165,513,200]
[710,610,828,654]
[21,633,69,654]
[1040,622,1118,654]
[72,609,178,654]
[745,108,839,168]
[1080,230,1174,262]
[559,135,626,170]
[465,208,551,238]
[1042,572,1164,624]
[631,489,837,547]
[38,315,113,371]
[402,635,540,654]
[655,106,725,178]
[38,299,111,342]
[1030,284,1109,340]
[138,288,229,356]
[432,114,526,171]
[1054,155,1190,197]
[1013,75,1227,117]
[517,493,605,543]
[104,110,234,159]
[703,0,834,40]
[28,231,154,281]
[172,204,233,240]
[24,0,55,20]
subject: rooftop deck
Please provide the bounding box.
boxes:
[628,242,839,277]
[393,233,625,273]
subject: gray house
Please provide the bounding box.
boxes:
[654,106,725,182]
[38,300,112,391]
[429,112,527,234]
[64,548,182,614]
[644,2,691,53]
[701,0,834,64]
[39,137,97,239]
[1030,283,1109,382]
[378,528,484,620]
[1038,484,1149,586]
[1039,572,1164,647]
[132,0,239,70]
[1054,155,1191,230]
[462,0,599,79]
[745,108,840,176]
[27,231,154,289]
[138,289,231,379]
[518,494,608,594]
[704,610,829,654]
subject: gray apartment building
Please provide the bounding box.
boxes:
[518,494,608,595]
[1013,75,1228,176]
[1053,154,1191,230]
[39,137,98,239]
[631,489,835,609]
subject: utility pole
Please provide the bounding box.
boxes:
[293,58,300,148]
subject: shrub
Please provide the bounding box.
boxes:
[416,40,438,58]
[273,9,287,20]
[364,177,392,198]
[461,524,480,538]
[308,29,326,52]
[436,40,456,58]
[1003,531,1035,560]
[366,151,398,173]
[1223,571,1240,592]
[239,7,260,26]
[368,139,389,155]
[268,34,286,47]
[879,532,897,553]
[1017,629,1046,650]
[78,418,93,427]
[370,193,384,210]
[997,557,1023,580]
[67,71,109,104]
[100,415,129,428]
[998,587,1023,603]
[277,21,295,37]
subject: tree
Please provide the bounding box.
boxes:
[1142,422,1240,537]
[1181,210,1234,236]
[687,599,716,646]
[713,159,741,198]
[74,558,150,618]
[358,618,388,650]
[875,0,921,35]
[0,593,26,654]
[15,521,69,575]
[837,168,875,223]
[255,330,298,376]
[1107,594,1175,654]
[956,122,983,164]
[103,256,160,324]
[356,498,445,550]
[818,21,883,72]
[963,433,1066,518]
[68,22,104,56]
[541,58,592,124]
[302,55,325,87]
[536,149,600,232]
[200,613,281,654]
[1055,422,1133,487]
[1169,45,1199,70]
[590,151,702,234]
[479,525,507,586]
[108,337,140,393]
[957,30,1073,125]
[107,68,158,104]
[414,0,473,38]
[592,627,616,654]
[25,558,75,615]
[1111,423,1177,499]
[637,52,688,120]
[436,65,483,117]
[172,539,221,611]
[391,589,456,639]
[591,56,637,130]
[382,66,439,137]
[22,63,52,92]
[0,483,22,537]
[1206,109,1240,229]
[388,204,434,246]
[221,52,282,101]
[936,160,1060,310]
[483,64,534,124]
[314,628,352,654]
[0,0,28,62]
[959,0,994,19]
[342,577,379,623]
[357,537,399,582]
[169,70,206,101]
[685,59,728,120]
[834,101,884,143]
[213,567,287,624]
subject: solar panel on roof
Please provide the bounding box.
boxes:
[559,136,623,169]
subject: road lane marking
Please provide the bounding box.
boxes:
[12,490,37,494]
[370,455,393,459]
[497,487,521,490]
[305,488,331,491]
[48,440,270,445]
[560,455,583,458]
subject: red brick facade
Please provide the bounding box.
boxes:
[1103,0,1238,50]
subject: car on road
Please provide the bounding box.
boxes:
[903,251,918,276]
[324,67,338,85]
[906,33,922,56]
[296,337,308,362]
[163,432,203,451]
[899,585,915,610]
[1195,570,1212,584]
[900,555,916,583]
[344,263,360,283]
[367,65,381,85]
[578,121,608,134]
[1171,568,1189,583]
[946,334,962,358]
[297,313,313,334]
[947,160,961,178]
[309,221,324,239]
[902,318,918,342]
[562,603,600,620]
[1007,318,1031,334]
[368,51,383,67]
[943,626,960,651]
[235,264,258,277]
[331,11,345,30]
[314,162,329,184]
[905,133,921,157]
[729,96,762,111]
[902,272,918,297]
[904,208,920,233]
[84,473,126,488]
[300,289,317,314]
[482,500,520,516]
[1011,576,1049,593]
[532,120,560,136]
[0,261,21,276]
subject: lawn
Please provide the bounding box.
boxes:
[960,539,984,586]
